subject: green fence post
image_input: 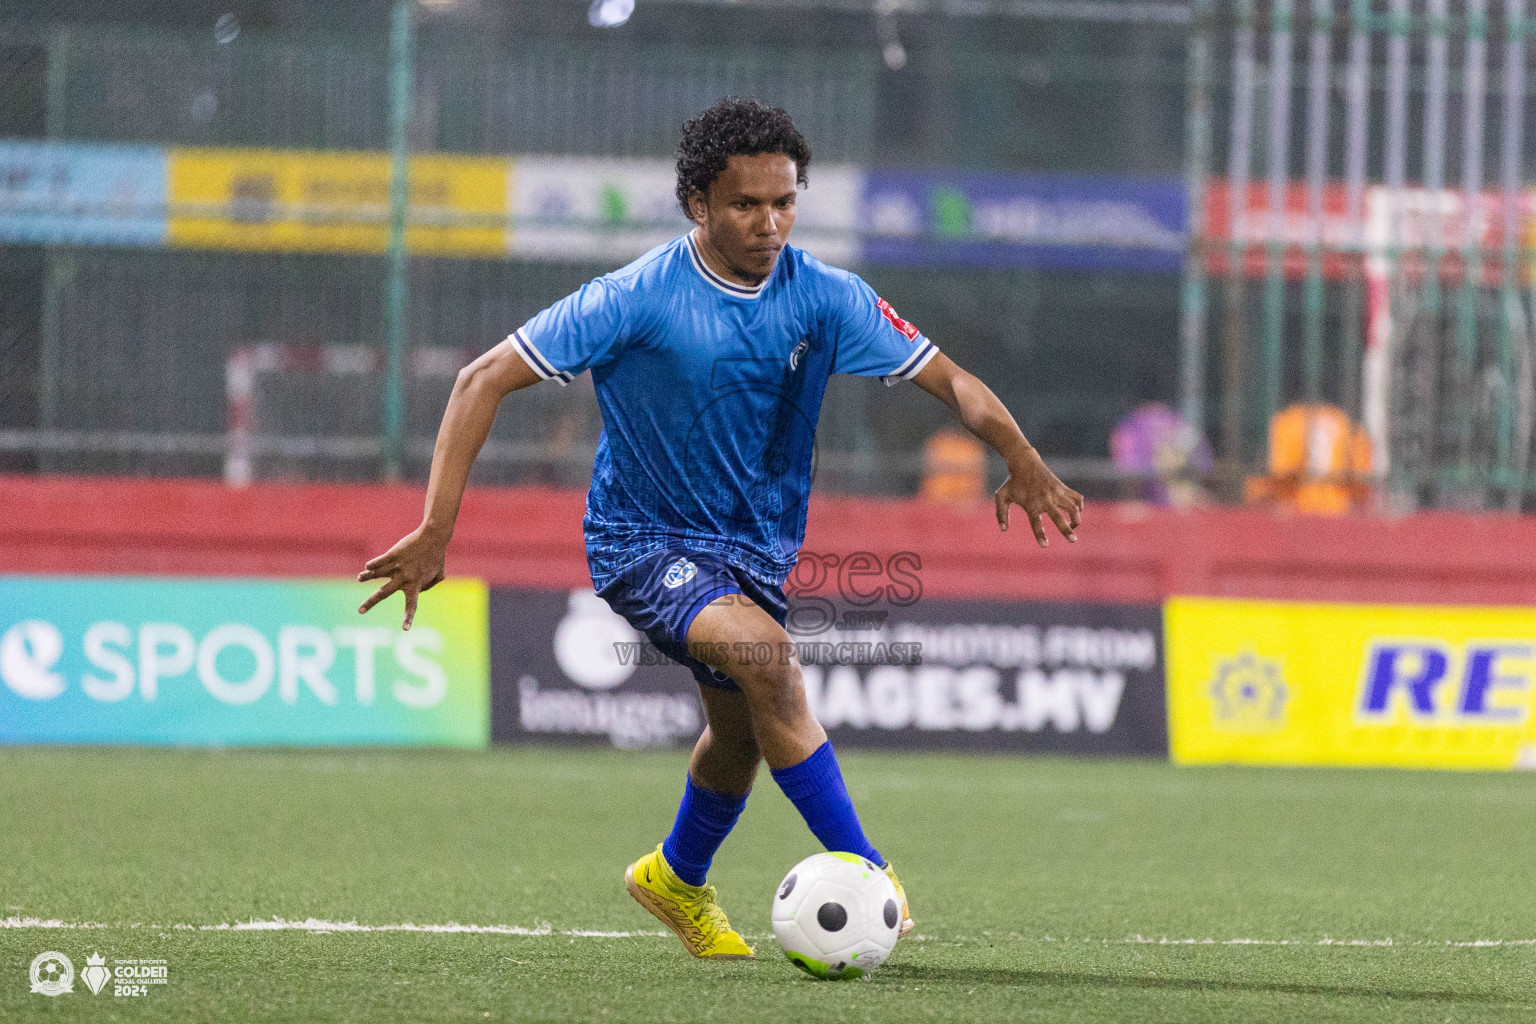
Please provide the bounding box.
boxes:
[1382,0,1411,501]
[1220,0,1257,485]
[1178,0,1214,439]
[38,25,71,475]
[382,0,415,482]
[1497,0,1527,507]
[1339,0,1371,426]
[1300,0,1333,409]
[1419,0,1450,498]
[1450,0,1489,503]
[1260,0,1296,441]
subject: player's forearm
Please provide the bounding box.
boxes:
[949,370,1036,469]
[418,369,504,539]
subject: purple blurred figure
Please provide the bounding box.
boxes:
[1110,402,1213,507]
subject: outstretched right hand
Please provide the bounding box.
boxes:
[357,526,450,630]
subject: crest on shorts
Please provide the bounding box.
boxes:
[662,558,698,589]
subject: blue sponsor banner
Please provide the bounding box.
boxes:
[860,170,1188,274]
[0,140,167,246]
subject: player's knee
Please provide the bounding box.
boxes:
[735,657,809,724]
[705,721,759,763]
[722,738,762,780]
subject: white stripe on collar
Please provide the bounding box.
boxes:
[684,233,768,298]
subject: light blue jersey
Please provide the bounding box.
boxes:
[511,232,939,587]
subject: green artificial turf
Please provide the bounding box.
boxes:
[0,746,1532,1022]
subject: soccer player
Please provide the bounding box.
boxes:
[359,99,1083,959]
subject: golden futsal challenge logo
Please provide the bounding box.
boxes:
[28,950,166,997]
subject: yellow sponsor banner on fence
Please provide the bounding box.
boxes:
[1166,596,1536,770]
[167,147,507,256]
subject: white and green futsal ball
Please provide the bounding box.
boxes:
[771,851,901,980]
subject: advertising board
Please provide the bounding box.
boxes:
[0,576,489,747]
[491,585,1165,753]
[1166,596,1536,770]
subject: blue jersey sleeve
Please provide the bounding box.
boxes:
[826,271,939,385]
[509,276,629,385]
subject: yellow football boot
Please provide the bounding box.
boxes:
[883,862,915,938]
[625,845,754,959]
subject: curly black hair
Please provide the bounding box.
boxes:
[675,98,811,219]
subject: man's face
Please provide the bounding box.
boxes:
[690,153,799,283]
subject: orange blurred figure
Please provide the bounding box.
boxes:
[921,426,987,503]
[1245,403,1373,515]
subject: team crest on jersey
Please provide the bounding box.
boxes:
[877,297,921,343]
[789,337,810,371]
[662,558,698,589]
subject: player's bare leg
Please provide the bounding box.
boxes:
[687,595,913,936]
[689,684,761,797]
[624,671,763,958]
[687,594,824,770]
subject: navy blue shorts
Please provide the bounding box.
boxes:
[595,549,788,692]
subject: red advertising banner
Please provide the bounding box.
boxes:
[1203,181,1358,280]
[1203,181,1535,284]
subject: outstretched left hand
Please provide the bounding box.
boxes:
[357,525,450,630]
[995,448,1084,547]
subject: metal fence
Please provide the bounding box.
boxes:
[3,16,1188,170]
[17,1,1536,511]
[1180,0,1536,511]
[0,245,1175,493]
[45,28,877,163]
[0,5,1188,497]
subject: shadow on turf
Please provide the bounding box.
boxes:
[878,964,1520,1006]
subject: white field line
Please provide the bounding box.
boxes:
[2,916,1534,947]
[1064,934,1536,948]
[0,916,664,938]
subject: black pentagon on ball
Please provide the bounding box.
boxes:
[816,901,848,932]
[883,898,899,929]
[778,874,797,900]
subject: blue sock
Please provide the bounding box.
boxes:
[661,775,749,887]
[769,741,884,868]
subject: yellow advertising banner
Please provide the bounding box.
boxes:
[167,147,507,256]
[1166,596,1536,770]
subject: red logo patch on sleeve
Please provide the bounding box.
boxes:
[877,297,921,343]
